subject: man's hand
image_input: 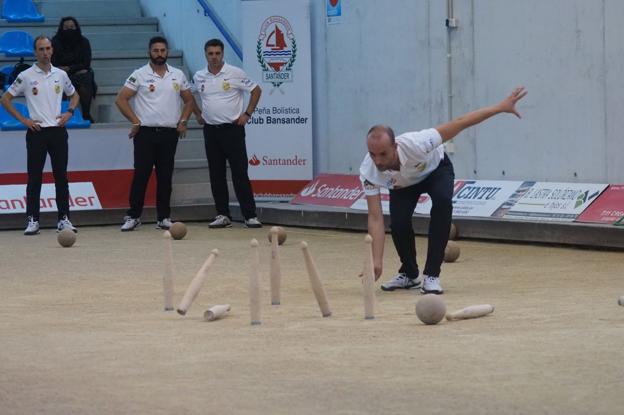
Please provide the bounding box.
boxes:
[128,124,140,139]
[56,112,72,127]
[358,265,382,281]
[177,122,187,138]
[498,86,527,118]
[236,112,250,126]
[373,263,382,281]
[195,113,205,125]
[24,119,42,131]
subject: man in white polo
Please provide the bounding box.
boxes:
[1,35,80,235]
[115,36,195,231]
[193,38,262,229]
[361,87,527,294]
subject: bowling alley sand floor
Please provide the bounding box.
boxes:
[0,223,623,414]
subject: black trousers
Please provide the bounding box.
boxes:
[389,154,455,279]
[25,127,70,221]
[127,127,178,221]
[69,69,95,120]
[203,124,257,219]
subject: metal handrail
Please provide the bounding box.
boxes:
[196,0,243,60]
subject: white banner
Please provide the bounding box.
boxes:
[0,182,102,214]
[504,182,608,221]
[452,180,525,217]
[0,129,133,174]
[242,0,313,199]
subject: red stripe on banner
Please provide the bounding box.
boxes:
[575,184,624,224]
[0,170,156,209]
[251,180,309,198]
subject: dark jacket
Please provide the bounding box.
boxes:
[51,35,92,75]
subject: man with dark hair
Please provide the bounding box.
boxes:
[1,36,80,235]
[361,87,527,294]
[193,38,262,228]
[52,16,96,122]
[115,36,195,231]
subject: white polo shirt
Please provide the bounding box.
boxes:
[124,63,190,128]
[359,128,445,196]
[7,64,75,128]
[192,63,257,125]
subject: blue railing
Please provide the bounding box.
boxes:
[196,0,243,61]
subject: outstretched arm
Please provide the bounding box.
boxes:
[435,86,527,143]
[366,193,385,281]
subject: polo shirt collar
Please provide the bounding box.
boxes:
[147,63,172,78]
[396,142,408,169]
[207,62,228,76]
[33,64,56,75]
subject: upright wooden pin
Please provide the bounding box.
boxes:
[162,231,175,311]
[269,226,282,305]
[362,235,376,320]
[300,241,332,317]
[176,249,219,316]
[249,239,262,325]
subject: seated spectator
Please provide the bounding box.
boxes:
[52,16,96,122]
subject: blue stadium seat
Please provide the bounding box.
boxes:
[2,0,44,22]
[1,65,13,88]
[0,31,35,57]
[0,101,29,131]
[61,100,91,129]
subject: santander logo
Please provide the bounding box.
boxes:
[248,154,261,166]
[300,180,319,197]
[291,175,364,208]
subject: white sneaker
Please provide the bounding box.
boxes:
[24,216,40,235]
[156,218,173,230]
[121,216,141,232]
[208,215,232,229]
[57,215,77,233]
[380,272,422,291]
[421,275,444,295]
[244,217,262,228]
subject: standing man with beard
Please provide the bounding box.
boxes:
[52,16,96,122]
[115,36,195,231]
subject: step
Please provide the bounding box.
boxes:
[90,55,183,70]
[175,137,206,161]
[0,50,183,66]
[0,17,159,35]
[72,31,165,51]
[172,167,212,185]
[33,0,142,19]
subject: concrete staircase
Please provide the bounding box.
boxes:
[1,0,225,210]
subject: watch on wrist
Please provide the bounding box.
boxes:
[179,119,188,126]
[67,107,75,115]
[244,111,252,117]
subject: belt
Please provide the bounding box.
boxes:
[140,126,177,133]
[205,123,239,129]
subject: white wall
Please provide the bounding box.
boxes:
[140,0,624,183]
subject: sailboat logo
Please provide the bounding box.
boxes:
[257,16,297,90]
